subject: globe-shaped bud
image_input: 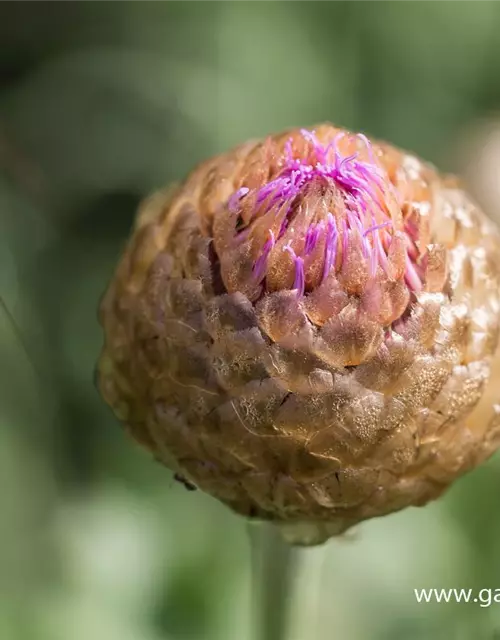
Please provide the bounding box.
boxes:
[98,125,500,544]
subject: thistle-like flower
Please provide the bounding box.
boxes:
[97,124,500,545]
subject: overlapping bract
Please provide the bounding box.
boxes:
[98,124,500,544]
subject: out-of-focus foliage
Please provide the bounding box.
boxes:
[2,3,500,639]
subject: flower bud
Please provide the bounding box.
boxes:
[97,124,500,545]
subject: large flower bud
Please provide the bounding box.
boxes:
[97,124,500,545]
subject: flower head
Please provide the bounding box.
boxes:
[97,124,500,545]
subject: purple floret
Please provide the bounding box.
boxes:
[249,129,387,226]
[230,128,396,295]
[322,213,338,283]
[284,245,305,297]
[304,223,321,256]
[228,187,250,213]
[252,230,275,283]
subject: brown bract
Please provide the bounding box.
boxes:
[97,124,500,545]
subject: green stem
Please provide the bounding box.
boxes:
[248,522,301,640]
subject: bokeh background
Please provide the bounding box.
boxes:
[3,2,500,639]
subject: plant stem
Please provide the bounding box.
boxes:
[248,522,302,640]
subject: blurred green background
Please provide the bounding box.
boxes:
[3,2,500,639]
